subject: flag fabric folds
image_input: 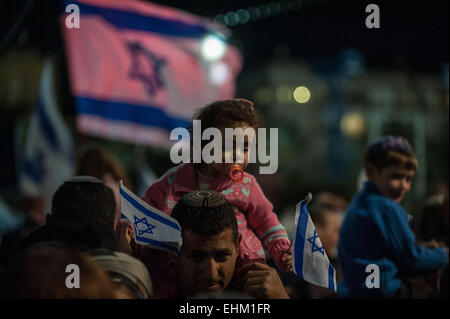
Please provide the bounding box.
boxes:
[292,194,337,291]
[20,59,75,213]
[61,0,242,147]
[119,181,182,253]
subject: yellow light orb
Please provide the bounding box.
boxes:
[340,112,365,138]
[293,86,311,104]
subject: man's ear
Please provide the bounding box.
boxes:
[364,162,377,181]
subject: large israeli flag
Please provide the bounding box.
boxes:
[292,193,337,291]
[119,182,182,254]
[61,0,242,147]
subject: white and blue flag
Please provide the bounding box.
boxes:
[119,182,182,254]
[20,59,74,213]
[292,193,337,291]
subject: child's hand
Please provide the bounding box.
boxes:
[279,252,293,272]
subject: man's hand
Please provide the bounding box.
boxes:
[115,218,135,255]
[236,262,290,299]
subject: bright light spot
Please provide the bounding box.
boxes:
[201,34,227,62]
[293,86,311,103]
[340,112,365,138]
[276,85,292,103]
[209,62,229,85]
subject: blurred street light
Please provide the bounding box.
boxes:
[201,34,226,62]
[293,86,311,103]
[340,112,365,138]
[209,62,229,85]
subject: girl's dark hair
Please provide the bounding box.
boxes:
[193,99,261,131]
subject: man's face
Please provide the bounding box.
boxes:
[371,165,416,203]
[175,229,240,297]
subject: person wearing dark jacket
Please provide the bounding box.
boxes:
[338,137,448,298]
[20,176,116,252]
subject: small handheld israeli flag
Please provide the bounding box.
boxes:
[292,193,337,291]
[119,181,182,254]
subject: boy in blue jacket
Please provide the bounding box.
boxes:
[338,136,448,298]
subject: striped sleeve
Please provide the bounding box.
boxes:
[246,178,290,266]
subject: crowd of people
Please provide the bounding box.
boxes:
[0,99,448,299]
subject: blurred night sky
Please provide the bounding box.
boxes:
[149,0,449,74]
[1,0,448,74]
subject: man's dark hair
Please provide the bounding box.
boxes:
[171,190,238,243]
[51,176,116,227]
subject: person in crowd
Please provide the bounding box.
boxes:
[415,190,449,299]
[314,191,349,214]
[0,244,115,298]
[19,176,117,252]
[90,249,153,299]
[309,202,344,298]
[416,192,449,248]
[337,136,448,298]
[75,144,133,228]
[310,202,344,262]
[0,197,45,268]
[141,99,291,277]
[124,190,290,299]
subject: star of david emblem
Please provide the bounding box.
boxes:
[126,41,166,97]
[307,229,325,255]
[134,216,156,236]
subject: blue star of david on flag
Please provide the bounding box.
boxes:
[307,229,325,255]
[127,41,166,97]
[120,182,182,254]
[134,215,156,236]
